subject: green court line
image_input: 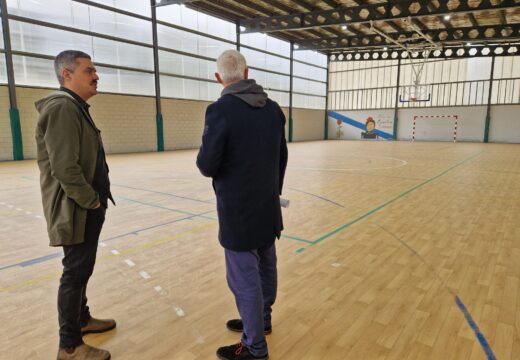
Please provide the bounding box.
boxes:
[118,196,313,245]
[312,151,483,245]
[281,234,314,244]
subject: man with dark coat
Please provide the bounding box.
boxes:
[35,50,115,360]
[197,50,288,360]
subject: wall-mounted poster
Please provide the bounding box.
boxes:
[328,110,394,141]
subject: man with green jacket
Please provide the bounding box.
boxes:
[35,50,115,360]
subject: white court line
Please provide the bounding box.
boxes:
[174,306,185,317]
[25,211,32,215]
[291,156,408,172]
[111,249,120,255]
[124,259,135,267]
[139,271,151,280]
[191,329,205,344]
[35,215,42,219]
[331,263,341,268]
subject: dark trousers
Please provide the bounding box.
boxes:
[58,207,105,349]
[224,241,277,357]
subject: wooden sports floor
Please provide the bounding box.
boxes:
[1,140,519,359]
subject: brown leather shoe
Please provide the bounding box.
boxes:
[56,344,111,359]
[81,317,116,335]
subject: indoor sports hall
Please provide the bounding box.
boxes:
[0,1,519,359]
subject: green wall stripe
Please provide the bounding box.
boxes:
[10,108,23,160]
[156,112,164,152]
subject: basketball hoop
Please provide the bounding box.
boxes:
[400,85,432,103]
[370,18,438,104]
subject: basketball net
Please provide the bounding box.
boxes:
[370,18,439,103]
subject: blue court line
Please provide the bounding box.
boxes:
[328,111,393,140]
[377,225,496,359]
[0,264,18,271]
[287,187,345,208]
[455,296,497,360]
[101,209,216,242]
[119,196,312,244]
[117,196,216,220]
[0,185,35,192]
[18,252,62,267]
[0,209,217,272]
[1,196,312,272]
[0,253,62,271]
[3,152,480,271]
[112,183,214,204]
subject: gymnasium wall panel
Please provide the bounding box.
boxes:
[489,105,520,143]
[397,107,487,142]
[162,98,210,150]
[13,86,157,159]
[293,108,325,142]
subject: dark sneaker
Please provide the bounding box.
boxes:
[226,319,272,335]
[81,317,116,335]
[216,343,268,360]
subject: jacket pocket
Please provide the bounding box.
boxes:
[50,189,76,242]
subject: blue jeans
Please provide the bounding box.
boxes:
[225,241,277,357]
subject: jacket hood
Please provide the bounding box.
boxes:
[34,91,77,114]
[221,79,268,108]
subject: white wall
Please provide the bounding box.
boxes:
[467,58,492,81]
[489,105,520,143]
[397,106,487,142]
[328,105,519,143]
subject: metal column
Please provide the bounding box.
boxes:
[151,0,164,151]
[324,55,330,140]
[1,0,23,160]
[288,41,294,143]
[392,58,402,140]
[236,21,240,51]
[484,56,496,143]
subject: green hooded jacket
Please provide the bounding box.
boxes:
[35,91,102,246]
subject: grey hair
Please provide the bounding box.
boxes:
[54,50,91,85]
[216,50,247,83]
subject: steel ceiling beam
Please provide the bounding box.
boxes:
[468,13,480,27]
[238,0,519,34]
[155,0,197,6]
[297,24,520,51]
